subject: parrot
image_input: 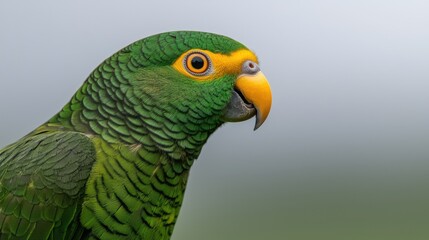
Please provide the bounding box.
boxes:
[0,31,272,240]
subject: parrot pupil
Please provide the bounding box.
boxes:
[191,57,204,69]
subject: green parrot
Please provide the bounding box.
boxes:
[0,31,272,239]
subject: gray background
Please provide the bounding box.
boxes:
[1,1,429,239]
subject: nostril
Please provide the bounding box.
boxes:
[242,60,260,74]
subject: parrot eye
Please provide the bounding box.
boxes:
[184,52,211,76]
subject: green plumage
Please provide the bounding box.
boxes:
[0,31,248,239]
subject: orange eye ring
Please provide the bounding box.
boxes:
[184,52,211,75]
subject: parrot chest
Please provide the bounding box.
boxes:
[80,137,190,240]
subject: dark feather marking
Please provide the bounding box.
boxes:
[140,207,155,228]
[150,181,175,201]
[124,175,139,198]
[101,161,115,181]
[113,193,132,215]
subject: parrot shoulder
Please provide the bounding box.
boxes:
[0,130,96,239]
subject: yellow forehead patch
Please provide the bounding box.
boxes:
[172,48,258,81]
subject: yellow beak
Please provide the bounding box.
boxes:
[235,71,272,130]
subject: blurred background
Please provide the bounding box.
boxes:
[1,1,429,239]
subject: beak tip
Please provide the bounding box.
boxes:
[253,113,266,131]
[253,121,261,131]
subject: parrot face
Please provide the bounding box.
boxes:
[126,31,271,134]
[171,48,272,130]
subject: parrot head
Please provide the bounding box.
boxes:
[125,31,271,130]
